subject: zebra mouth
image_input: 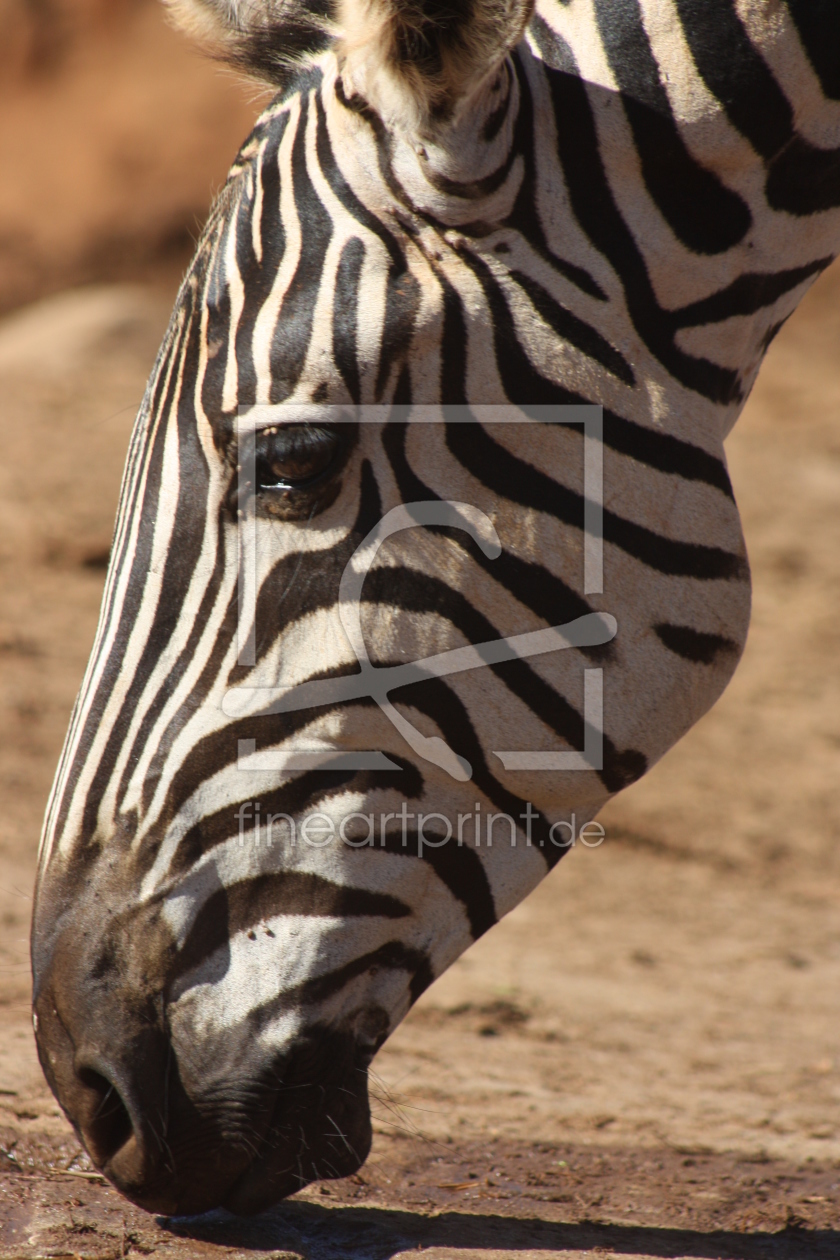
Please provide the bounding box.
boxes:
[220,1024,377,1215]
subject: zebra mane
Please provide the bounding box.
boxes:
[164,0,533,134]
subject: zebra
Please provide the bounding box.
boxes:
[31,0,840,1217]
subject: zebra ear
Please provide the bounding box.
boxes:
[166,0,532,134]
[163,0,335,84]
[336,0,534,134]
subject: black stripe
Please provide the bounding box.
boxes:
[673,0,793,161]
[198,192,241,419]
[139,584,238,818]
[315,91,420,398]
[356,539,645,795]
[600,413,733,498]
[115,514,228,823]
[654,622,740,665]
[333,237,365,404]
[232,115,290,409]
[787,0,840,100]
[168,686,493,946]
[269,94,334,402]
[510,268,635,383]
[79,298,212,846]
[227,458,384,682]
[505,52,607,303]
[250,941,434,1032]
[381,398,608,653]
[432,253,732,497]
[253,647,559,839]
[419,143,519,200]
[420,146,518,200]
[64,304,194,855]
[384,664,644,831]
[593,0,751,254]
[159,466,386,849]
[454,244,587,406]
[483,72,513,142]
[50,304,192,853]
[444,407,746,580]
[169,757,423,877]
[673,0,840,215]
[325,84,409,272]
[461,248,735,499]
[766,134,840,217]
[671,260,831,328]
[530,18,742,405]
[378,829,496,939]
[436,256,468,405]
[376,255,421,400]
[362,564,607,774]
[174,871,411,984]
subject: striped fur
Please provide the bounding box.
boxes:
[32,0,840,1216]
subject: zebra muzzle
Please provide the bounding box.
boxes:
[31,865,376,1214]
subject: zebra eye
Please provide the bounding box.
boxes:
[254,425,341,491]
[232,421,357,522]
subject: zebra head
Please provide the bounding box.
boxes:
[29,0,788,1219]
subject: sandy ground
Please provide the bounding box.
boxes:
[0,261,839,1257]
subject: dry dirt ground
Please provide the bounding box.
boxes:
[1,260,840,1258]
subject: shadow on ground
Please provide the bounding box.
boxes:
[4,1130,840,1259]
[167,1200,840,1259]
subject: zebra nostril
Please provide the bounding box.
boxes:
[74,1065,135,1168]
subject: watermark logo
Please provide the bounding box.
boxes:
[223,405,615,781]
[233,799,606,852]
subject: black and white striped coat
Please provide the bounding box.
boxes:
[32,0,840,1217]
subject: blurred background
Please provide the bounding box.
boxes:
[0,0,264,313]
[1,7,839,1254]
